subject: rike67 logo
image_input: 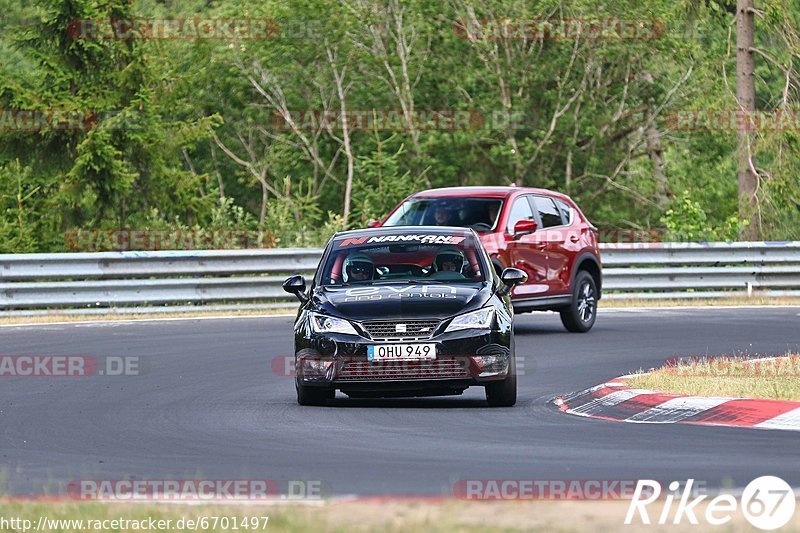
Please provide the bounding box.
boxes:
[626,477,796,530]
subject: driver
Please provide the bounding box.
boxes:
[344,253,374,282]
[433,246,465,274]
[433,204,456,226]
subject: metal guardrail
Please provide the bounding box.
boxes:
[0,248,324,280]
[601,242,800,299]
[1,242,799,316]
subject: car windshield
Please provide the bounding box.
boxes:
[320,233,488,285]
[382,198,503,232]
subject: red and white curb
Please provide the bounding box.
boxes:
[553,375,800,432]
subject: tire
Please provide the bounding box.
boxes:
[560,270,598,333]
[485,338,517,407]
[296,381,333,406]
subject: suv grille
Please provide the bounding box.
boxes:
[361,319,440,341]
[337,359,469,381]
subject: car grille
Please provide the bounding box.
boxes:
[337,359,470,381]
[360,319,440,341]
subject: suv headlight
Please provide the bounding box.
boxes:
[445,308,495,333]
[309,312,359,335]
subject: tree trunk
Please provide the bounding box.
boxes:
[259,180,267,231]
[328,47,354,225]
[736,0,758,239]
[645,115,668,209]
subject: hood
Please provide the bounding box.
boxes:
[312,282,491,321]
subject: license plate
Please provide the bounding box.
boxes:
[367,344,436,362]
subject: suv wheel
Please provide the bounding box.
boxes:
[485,338,517,407]
[560,271,597,333]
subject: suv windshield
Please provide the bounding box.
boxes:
[383,198,503,232]
[320,233,488,285]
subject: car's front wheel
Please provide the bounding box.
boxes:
[296,381,334,406]
[560,271,597,333]
[485,339,517,407]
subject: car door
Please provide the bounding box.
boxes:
[504,195,550,298]
[531,195,571,294]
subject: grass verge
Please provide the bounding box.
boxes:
[627,355,800,401]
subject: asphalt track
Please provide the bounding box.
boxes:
[2,307,799,497]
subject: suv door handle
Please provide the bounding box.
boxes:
[569,235,580,243]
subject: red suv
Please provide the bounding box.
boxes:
[373,186,602,332]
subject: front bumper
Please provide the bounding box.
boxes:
[295,329,512,394]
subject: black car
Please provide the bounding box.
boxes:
[282,226,528,407]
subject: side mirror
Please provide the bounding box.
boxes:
[282,275,308,303]
[366,220,381,228]
[498,267,528,296]
[513,219,537,238]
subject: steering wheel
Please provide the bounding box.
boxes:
[470,222,492,231]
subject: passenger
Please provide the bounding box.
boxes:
[487,202,500,227]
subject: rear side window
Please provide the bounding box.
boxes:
[506,196,535,233]
[554,198,573,224]
[533,196,564,228]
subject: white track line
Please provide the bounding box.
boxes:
[567,389,655,416]
[625,397,733,423]
[754,406,800,431]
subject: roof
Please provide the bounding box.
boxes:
[333,225,475,239]
[411,186,566,199]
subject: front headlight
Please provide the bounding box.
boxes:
[309,312,359,335]
[445,308,495,333]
